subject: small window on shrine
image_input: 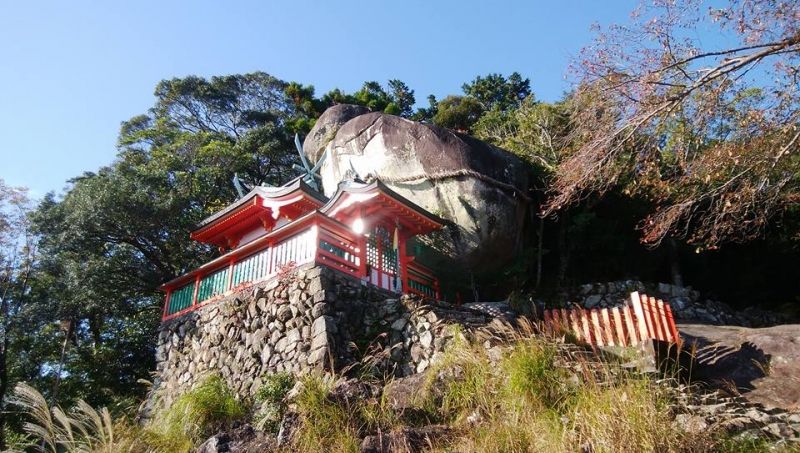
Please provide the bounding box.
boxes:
[366,226,397,275]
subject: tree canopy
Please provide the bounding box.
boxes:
[544,0,800,248]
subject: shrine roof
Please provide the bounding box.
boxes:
[189,178,327,248]
[195,177,326,230]
[320,180,444,233]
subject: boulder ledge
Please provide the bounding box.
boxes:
[309,108,532,272]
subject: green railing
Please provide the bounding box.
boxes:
[167,282,194,315]
[163,225,320,320]
[163,220,440,320]
[408,277,437,298]
[320,239,352,259]
[315,230,360,277]
[197,267,229,303]
[407,259,439,299]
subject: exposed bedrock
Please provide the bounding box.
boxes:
[304,107,532,273]
[303,104,370,164]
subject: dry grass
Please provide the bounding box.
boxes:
[6,382,144,453]
[291,374,361,453]
[142,374,246,452]
[10,323,794,452]
[286,318,719,453]
[414,322,721,452]
[290,372,404,453]
[7,375,246,453]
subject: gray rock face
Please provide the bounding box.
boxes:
[303,104,370,163]
[360,425,451,453]
[314,109,531,270]
[670,383,800,441]
[572,280,788,327]
[680,323,800,411]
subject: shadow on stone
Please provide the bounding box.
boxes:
[678,332,771,394]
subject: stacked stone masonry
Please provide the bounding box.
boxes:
[571,280,789,327]
[151,265,496,407]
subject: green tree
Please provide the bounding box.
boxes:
[386,79,416,117]
[22,72,306,410]
[353,81,392,112]
[432,95,484,132]
[474,98,568,173]
[411,94,438,123]
[321,80,417,118]
[462,72,531,112]
[284,81,325,132]
[0,180,36,449]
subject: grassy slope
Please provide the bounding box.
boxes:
[7,332,796,453]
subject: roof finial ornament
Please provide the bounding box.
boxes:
[342,158,367,185]
[292,133,327,191]
[232,173,248,198]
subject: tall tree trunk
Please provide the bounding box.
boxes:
[0,290,10,451]
[556,213,570,290]
[89,314,103,351]
[470,272,479,303]
[0,327,8,451]
[0,273,14,451]
[668,238,684,287]
[535,216,544,289]
[51,320,73,406]
[514,199,528,256]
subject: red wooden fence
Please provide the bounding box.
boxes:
[542,292,681,347]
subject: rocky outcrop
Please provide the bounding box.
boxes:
[679,323,800,412]
[384,297,499,375]
[360,425,452,453]
[196,424,275,453]
[303,104,370,163]
[308,108,532,272]
[671,385,800,442]
[570,280,789,327]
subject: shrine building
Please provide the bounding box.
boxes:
[160,178,442,321]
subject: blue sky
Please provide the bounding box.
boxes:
[0,0,638,197]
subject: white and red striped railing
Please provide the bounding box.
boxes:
[542,292,681,347]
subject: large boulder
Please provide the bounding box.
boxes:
[680,323,800,411]
[303,104,370,163]
[312,109,531,272]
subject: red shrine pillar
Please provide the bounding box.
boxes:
[398,232,409,294]
[191,274,201,306]
[226,257,235,291]
[357,206,368,279]
[162,288,172,320]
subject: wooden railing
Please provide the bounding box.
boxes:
[406,258,439,300]
[316,226,360,278]
[541,292,680,347]
[161,213,440,321]
[163,223,319,320]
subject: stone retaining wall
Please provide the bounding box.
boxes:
[570,280,788,327]
[149,265,499,410]
[153,265,336,407]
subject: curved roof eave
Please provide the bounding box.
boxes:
[193,178,327,232]
[319,179,444,228]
